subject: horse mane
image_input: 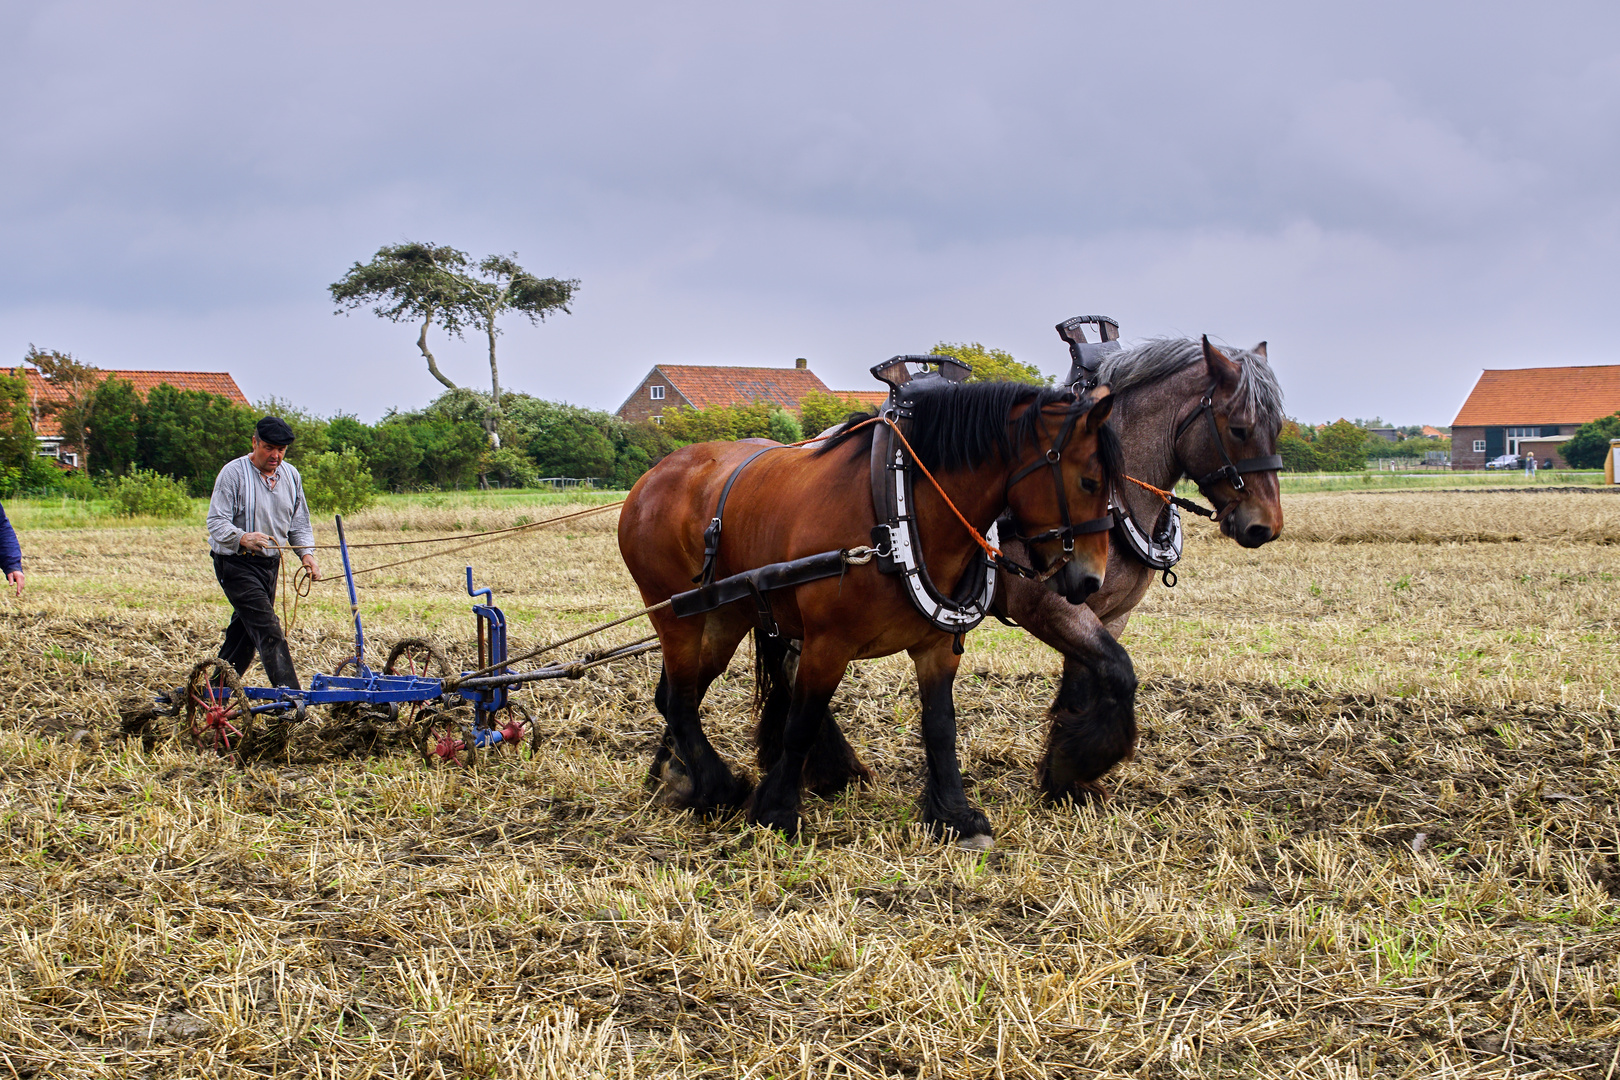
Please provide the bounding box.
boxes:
[814,380,1124,488]
[1095,338,1284,424]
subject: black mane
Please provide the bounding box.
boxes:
[816,380,1123,487]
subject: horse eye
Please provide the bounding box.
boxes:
[1229,426,1249,441]
[1081,477,1099,494]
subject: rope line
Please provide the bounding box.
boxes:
[1125,475,1176,502]
[300,501,625,551]
[447,600,673,685]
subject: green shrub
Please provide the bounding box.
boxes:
[1563,412,1620,469]
[302,448,376,515]
[482,445,539,488]
[768,408,804,445]
[108,469,192,518]
[799,392,874,438]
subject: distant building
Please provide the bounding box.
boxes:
[1420,425,1447,439]
[0,366,250,465]
[1365,426,1400,442]
[1451,364,1620,468]
[615,359,884,425]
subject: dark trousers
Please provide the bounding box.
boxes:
[212,553,301,690]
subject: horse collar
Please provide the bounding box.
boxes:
[869,415,998,635]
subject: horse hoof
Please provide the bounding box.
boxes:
[957,833,994,852]
[746,807,804,839]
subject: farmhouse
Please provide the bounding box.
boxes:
[616,359,883,424]
[1451,364,1620,468]
[0,366,250,465]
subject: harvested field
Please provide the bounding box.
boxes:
[1,490,1617,1078]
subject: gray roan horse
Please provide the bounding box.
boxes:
[747,335,1284,805]
[647,333,1285,815]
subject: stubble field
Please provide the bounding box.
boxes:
[1,488,1618,1078]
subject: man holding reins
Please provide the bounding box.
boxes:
[206,417,320,689]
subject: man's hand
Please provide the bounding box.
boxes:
[239,532,274,555]
[6,570,21,598]
[301,554,321,581]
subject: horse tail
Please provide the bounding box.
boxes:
[751,629,794,771]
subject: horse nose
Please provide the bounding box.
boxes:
[1070,572,1103,603]
[1242,523,1275,547]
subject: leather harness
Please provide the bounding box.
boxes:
[669,354,1113,644]
[1054,315,1282,583]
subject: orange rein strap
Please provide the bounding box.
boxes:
[791,416,1007,561]
[1126,475,1175,502]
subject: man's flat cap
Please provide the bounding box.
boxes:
[256,416,296,445]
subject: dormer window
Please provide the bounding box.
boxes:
[650,385,665,400]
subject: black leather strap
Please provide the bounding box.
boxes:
[1174,380,1282,495]
[695,445,780,586]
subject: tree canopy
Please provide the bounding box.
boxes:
[26,345,100,472]
[1563,412,1620,469]
[930,341,1049,385]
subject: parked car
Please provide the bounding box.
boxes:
[1485,454,1521,469]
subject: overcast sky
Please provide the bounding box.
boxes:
[3,1,1617,425]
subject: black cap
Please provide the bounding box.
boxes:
[256,416,296,446]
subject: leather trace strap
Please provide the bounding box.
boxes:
[695,445,781,587]
[1173,380,1284,495]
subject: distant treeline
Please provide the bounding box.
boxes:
[1277,420,1451,472]
[0,374,684,497]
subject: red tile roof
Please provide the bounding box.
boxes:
[833,390,889,409]
[654,364,833,411]
[0,367,250,439]
[1453,365,1620,427]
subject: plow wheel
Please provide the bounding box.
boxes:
[486,702,540,762]
[178,658,255,763]
[385,638,451,730]
[417,705,478,771]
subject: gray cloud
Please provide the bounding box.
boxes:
[2,0,1618,424]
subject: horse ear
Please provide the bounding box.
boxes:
[1202,335,1241,388]
[1084,385,1114,433]
[1251,341,1268,359]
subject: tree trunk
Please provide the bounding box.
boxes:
[417,312,459,390]
[484,307,502,448]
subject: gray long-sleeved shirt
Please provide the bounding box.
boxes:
[206,455,315,557]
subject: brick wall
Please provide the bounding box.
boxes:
[616,370,686,425]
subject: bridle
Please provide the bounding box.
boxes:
[1001,397,1114,579]
[1171,378,1284,513]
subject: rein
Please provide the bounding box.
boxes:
[1003,403,1115,568]
[877,409,1109,585]
[1172,379,1285,497]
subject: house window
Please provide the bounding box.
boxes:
[650,385,665,400]
[1472,440,1486,453]
[652,415,662,425]
[1507,427,1540,438]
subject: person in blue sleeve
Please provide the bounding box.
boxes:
[0,498,22,598]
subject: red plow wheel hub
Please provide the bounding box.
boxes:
[178,658,254,761]
[432,729,466,760]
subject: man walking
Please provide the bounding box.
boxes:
[0,498,22,598]
[206,416,320,689]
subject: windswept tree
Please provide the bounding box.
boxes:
[329,242,578,446]
[328,242,472,392]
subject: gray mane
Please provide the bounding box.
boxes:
[1095,338,1284,424]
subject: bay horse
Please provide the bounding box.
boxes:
[752,336,1285,805]
[618,379,1121,844]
